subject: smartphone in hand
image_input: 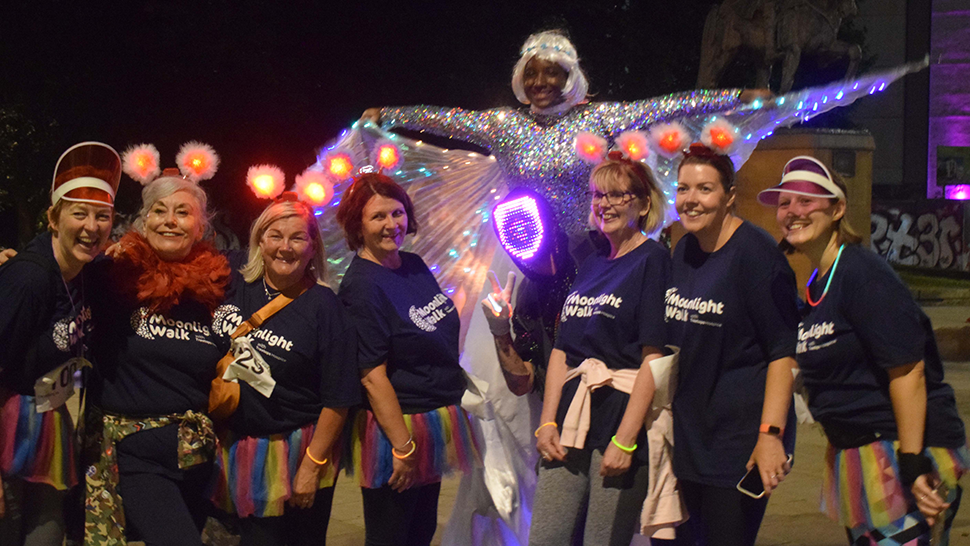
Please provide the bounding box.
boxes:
[930,481,950,546]
[736,454,794,499]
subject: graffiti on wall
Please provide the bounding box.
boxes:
[871,202,968,270]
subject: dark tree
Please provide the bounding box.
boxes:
[0,105,59,247]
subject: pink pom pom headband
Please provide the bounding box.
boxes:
[122,141,220,186]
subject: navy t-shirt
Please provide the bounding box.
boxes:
[668,222,799,487]
[553,239,670,460]
[338,252,465,413]
[796,244,965,448]
[215,260,361,438]
[88,260,224,416]
[0,232,93,395]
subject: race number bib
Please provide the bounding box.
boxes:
[223,336,276,398]
[33,357,91,412]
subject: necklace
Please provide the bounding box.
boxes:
[61,273,85,358]
[263,278,281,299]
[806,244,845,307]
[61,274,78,315]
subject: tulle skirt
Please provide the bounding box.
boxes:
[0,389,77,490]
[211,422,338,518]
[821,439,969,530]
[348,405,480,489]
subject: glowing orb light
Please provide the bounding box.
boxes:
[616,131,650,161]
[374,140,402,170]
[295,169,334,207]
[651,122,690,158]
[709,128,733,149]
[325,152,354,180]
[121,144,161,184]
[574,132,608,164]
[245,164,285,199]
[700,119,739,154]
[255,176,273,192]
[182,152,213,177]
[493,195,545,261]
[175,141,219,182]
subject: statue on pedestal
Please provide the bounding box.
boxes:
[697,0,862,92]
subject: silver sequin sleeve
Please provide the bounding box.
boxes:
[596,88,743,136]
[380,105,505,150]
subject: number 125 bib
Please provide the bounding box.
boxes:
[222,336,277,398]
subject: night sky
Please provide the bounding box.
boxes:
[1,1,723,245]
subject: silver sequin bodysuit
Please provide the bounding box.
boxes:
[382,89,741,234]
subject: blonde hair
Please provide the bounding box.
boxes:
[240,200,329,286]
[588,159,666,234]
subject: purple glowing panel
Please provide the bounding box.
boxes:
[494,195,545,261]
[945,184,970,200]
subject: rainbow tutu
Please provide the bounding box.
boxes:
[0,389,77,490]
[211,422,338,518]
[349,404,481,489]
[821,439,969,530]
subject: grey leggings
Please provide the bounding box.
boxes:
[0,478,66,546]
[529,448,649,546]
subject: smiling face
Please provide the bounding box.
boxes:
[522,57,568,110]
[360,194,408,262]
[589,174,648,238]
[259,215,315,290]
[143,190,204,261]
[676,163,735,239]
[49,202,113,274]
[775,191,844,251]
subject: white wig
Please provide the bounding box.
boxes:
[511,30,589,113]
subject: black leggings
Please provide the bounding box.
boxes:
[361,481,441,546]
[674,479,769,546]
[116,426,212,546]
[238,486,336,546]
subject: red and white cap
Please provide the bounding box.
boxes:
[757,155,845,206]
[51,142,122,208]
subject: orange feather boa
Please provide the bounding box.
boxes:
[113,231,230,314]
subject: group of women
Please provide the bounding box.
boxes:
[0,27,967,546]
[481,139,966,546]
[0,144,477,546]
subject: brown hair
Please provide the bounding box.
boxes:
[778,170,862,254]
[589,156,666,233]
[47,201,67,234]
[336,173,418,251]
[678,144,736,191]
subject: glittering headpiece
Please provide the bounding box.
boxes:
[574,131,657,198]
[574,130,651,166]
[511,30,589,113]
[122,141,220,186]
[320,138,402,184]
[649,118,739,160]
[245,163,335,208]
